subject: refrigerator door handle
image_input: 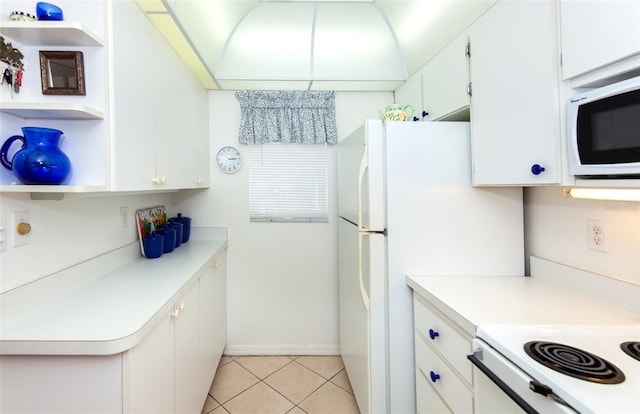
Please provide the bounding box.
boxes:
[356,143,371,311]
[358,231,371,311]
[357,144,368,233]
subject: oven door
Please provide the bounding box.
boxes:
[469,339,577,414]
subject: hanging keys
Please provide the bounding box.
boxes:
[13,67,20,93]
[3,68,11,85]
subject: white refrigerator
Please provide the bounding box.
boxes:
[337,120,524,414]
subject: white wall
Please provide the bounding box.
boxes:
[173,90,393,354]
[524,186,640,285]
[0,192,174,293]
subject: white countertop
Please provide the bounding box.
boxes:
[0,237,227,356]
[407,274,640,336]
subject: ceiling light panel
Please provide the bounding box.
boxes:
[168,0,256,76]
[313,3,406,80]
[216,3,314,80]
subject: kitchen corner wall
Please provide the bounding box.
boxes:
[0,192,174,293]
[172,90,393,355]
[524,186,640,286]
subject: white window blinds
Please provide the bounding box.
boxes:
[249,143,328,222]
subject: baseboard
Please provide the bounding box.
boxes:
[224,344,340,356]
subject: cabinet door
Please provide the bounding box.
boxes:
[175,55,210,189]
[469,0,560,185]
[422,33,470,121]
[111,0,158,191]
[560,0,640,80]
[199,252,227,393]
[394,72,423,121]
[175,282,203,414]
[154,36,183,190]
[110,0,208,191]
[125,313,175,413]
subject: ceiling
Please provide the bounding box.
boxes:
[136,0,496,91]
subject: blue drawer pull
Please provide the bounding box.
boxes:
[531,164,546,175]
[430,371,441,383]
[429,328,440,340]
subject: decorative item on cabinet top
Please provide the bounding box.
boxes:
[380,104,415,122]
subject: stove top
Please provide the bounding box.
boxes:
[477,324,640,414]
[621,341,640,361]
[523,340,626,384]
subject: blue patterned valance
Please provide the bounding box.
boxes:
[235,90,338,144]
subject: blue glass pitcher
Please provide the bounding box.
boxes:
[1,127,71,185]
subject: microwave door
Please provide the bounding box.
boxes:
[569,75,640,176]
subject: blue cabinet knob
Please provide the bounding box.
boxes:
[430,371,441,383]
[422,110,429,118]
[531,164,546,175]
[429,328,440,340]
[413,116,420,122]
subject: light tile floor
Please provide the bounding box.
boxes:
[201,355,360,414]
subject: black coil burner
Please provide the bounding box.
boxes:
[620,341,640,362]
[524,341,625,384]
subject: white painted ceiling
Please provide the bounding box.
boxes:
[140,0,496,91]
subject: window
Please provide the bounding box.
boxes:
[249,143,328,222]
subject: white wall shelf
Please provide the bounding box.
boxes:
[0,185,109,194]
[0,21,103,46]
[0,102,104,119]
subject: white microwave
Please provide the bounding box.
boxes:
[568,76,640,177]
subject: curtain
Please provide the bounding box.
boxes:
[235,90,338,144]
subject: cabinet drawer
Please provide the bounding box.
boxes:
[415,336,473,414]
[416,367,452,414]
[414,296,473,383]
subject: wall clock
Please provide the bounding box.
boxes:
[216,146,243,174]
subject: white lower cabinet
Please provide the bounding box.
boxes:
[127,250,227,413]
[0,355,123,414]
[199,254,227,398]
[126,308,175,413]
[413,294,474,413]
[0,248,227,414]
[416,365,451,414]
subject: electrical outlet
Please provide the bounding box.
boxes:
[12,211,31,247]
[588,220,607,252]
[120,207,129,228]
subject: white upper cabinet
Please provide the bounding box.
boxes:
[421,33,471,121]
[468,0,561,186]
[0,0,209,193]
[559,0,640,81]
[109,0,209,192]
[393,72,423,121]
